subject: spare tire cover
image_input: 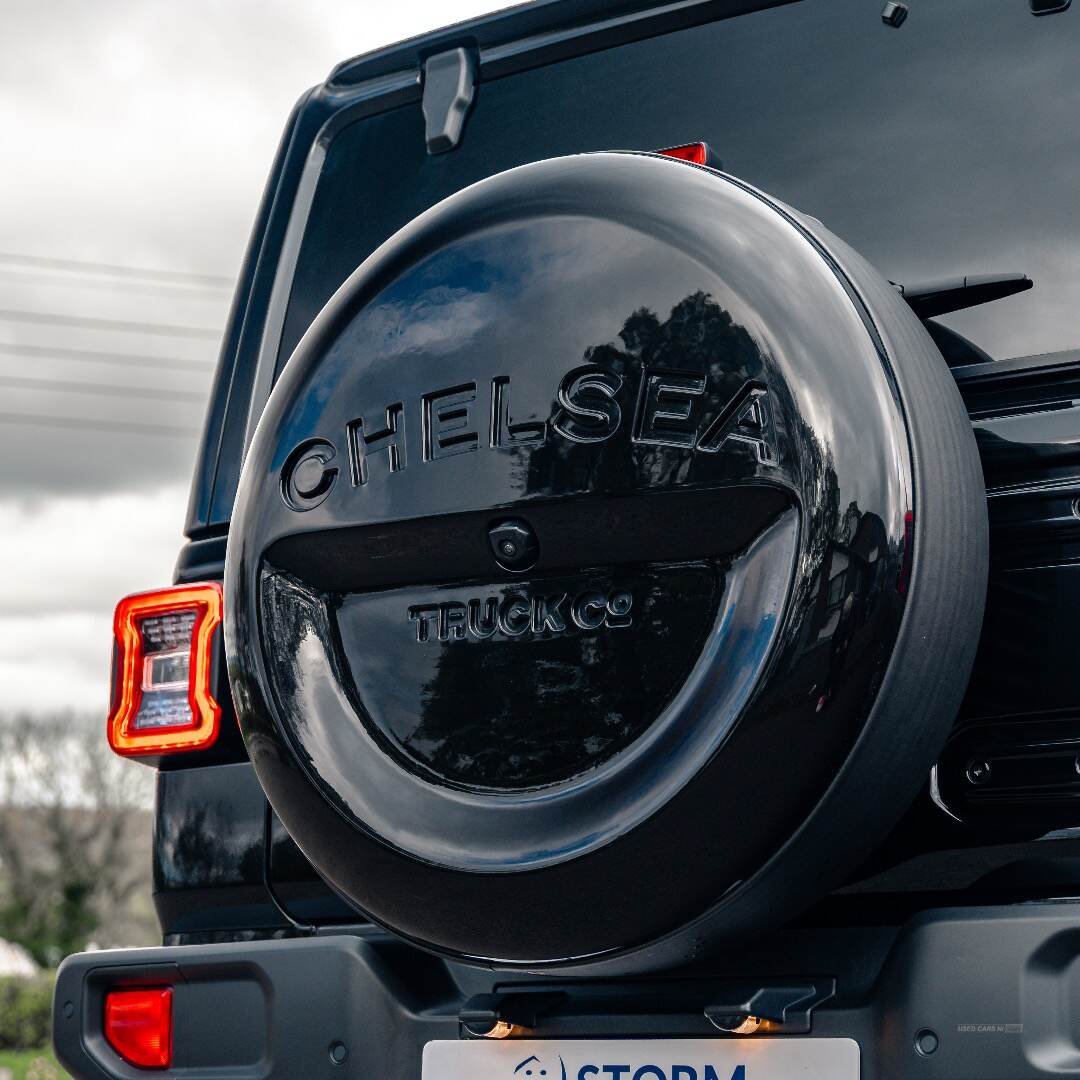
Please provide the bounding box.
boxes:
[225,152,987,973]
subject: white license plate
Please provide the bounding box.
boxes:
[423,1038,859,1080]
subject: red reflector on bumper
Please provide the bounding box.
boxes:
[104,987,172,1069]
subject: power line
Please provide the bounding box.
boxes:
[0,342,215,373]
[0,309,222,340]
[0,252,233,290]
[0,266,234,300]
[0,374,206,404]
[0,412,199,437]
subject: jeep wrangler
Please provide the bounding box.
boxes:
[52,1,1080,1076]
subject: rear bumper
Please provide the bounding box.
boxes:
[53,902,1080,1079]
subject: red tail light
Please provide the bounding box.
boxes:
[657,141,719,167]
[107,583,223,758]
[104,987,173,1069]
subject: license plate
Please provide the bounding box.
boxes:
[423,1038,859,1079]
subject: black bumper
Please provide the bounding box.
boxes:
[53,902,1080,1078]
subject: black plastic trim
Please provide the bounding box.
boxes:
[53,903,1080,1079]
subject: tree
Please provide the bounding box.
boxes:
[0,712,156,967]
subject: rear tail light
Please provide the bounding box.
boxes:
[657,141,719,168]
[104,987,173,1069]
[107,583,223,758]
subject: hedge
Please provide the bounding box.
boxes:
[0,975,54,1051]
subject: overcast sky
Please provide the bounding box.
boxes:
[0,0,508,713]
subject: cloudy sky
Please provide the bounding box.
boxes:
[0,0,507,713]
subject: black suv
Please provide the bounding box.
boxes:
[53,1,1080,1077]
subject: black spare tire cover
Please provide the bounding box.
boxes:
[225,152,987,973]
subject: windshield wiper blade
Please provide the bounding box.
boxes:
[895,272,1033,319]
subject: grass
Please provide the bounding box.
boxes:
[0,1049,64,1079]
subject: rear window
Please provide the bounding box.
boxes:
[276,0,1079,377]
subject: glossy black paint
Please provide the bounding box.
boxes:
[329,561,721,790]
[267,811,357,923]
[222,147,989,973]
[159,0,1080,967]
[185,0,797,535]
[153,764,287,936]
[159,349,1080,940]
[257,514,794,871]
[269,0,1080,398]
[188,0,1080,534]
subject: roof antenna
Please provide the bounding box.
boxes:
[881,1,909,27]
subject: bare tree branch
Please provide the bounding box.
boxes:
[0,711,156,966]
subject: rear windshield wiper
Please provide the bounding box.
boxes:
[895,272,1032,319]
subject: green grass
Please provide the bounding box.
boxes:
[0,1049,64,1079]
